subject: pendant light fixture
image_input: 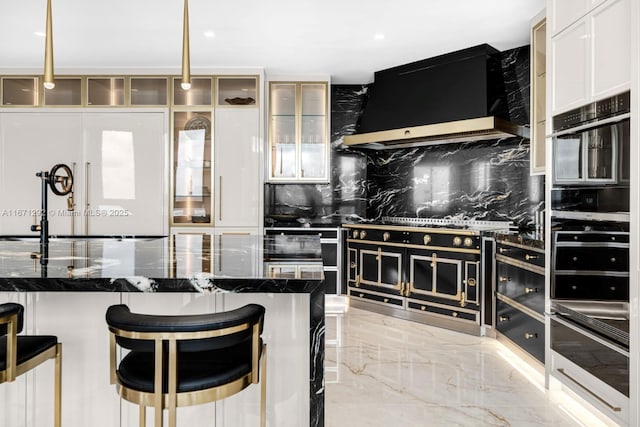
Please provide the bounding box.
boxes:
[43,0,55,90]
[181,0,191,90]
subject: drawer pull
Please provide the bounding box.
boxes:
[525,254,538,261]
[452,312,458,318]
[499,315,510,322]
[420,306,426,311]
[524,332,538,340]
[525,287,538,294]
[359,293,364,298]
[610,257,616,263]
[383,298,389,303]
[557,368,622,412]
[498,276,510,283]
[573,257,578,261]
[498,247,510,253]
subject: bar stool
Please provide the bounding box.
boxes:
[106,303,267,427]
[0,302,62,427]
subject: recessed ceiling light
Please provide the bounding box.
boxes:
[34,31,46,37]
[204,31,215,38]
[373,33,385,41]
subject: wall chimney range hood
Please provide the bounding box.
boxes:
[344,44,529,150]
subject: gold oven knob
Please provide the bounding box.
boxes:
[423,234,431,245]
[383,232,390,242]
[463,237,473,247]
[453,236,462,246]
[360,230,367,239]
[352,230,359,239]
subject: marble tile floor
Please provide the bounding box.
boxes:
[325,305,617,427]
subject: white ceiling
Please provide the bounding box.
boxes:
[0,0,545,84]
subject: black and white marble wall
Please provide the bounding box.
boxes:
[265,45,544,230]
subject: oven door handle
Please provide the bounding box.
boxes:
[550,112,630,137]
[549,314,629,357]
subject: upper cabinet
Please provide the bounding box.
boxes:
[549,0,630,114]
[530,11,546,175]
[268,81,329,182]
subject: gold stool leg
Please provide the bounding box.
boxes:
[139,405,146,427]
[260,344,267,427]
[54,343,62,427]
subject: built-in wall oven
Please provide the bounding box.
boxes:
[549,91,631,424]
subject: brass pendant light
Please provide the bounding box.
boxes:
[43,0,55,90]
[181,0,191,90]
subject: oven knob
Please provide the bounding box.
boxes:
[463,237,473,247]
[423,234,431,245]
[360,230,367,239]
[383,232,390,242]
[453,236,462,246]
[352,230,359,239]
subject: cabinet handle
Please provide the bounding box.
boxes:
[420,305,426,311]
[383,298,389,303]
[499,247,510,253]
[431,253,437,267]
[69,161,76,236]
[218,176,222,221]
[610,257,616,263]
[452,312,458,318]
[459,291,466,307]
[359,293,364,298]
[556,368,622,412]
[498,276,510,283]
[84,162,90,235]
[525,287,539,294]
[525,254,538,261]
[355,275,360,287]
[499,315,510,322]
[524,332,538,340]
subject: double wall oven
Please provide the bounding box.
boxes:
[549,91,630,423]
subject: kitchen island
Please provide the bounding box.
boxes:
[0,234,324,427]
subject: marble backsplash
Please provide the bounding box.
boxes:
[265,45,544,230]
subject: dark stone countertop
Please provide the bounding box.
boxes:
[491,231,545,251]
[0,234,324,292]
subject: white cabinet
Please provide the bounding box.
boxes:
[590,0,631,99]
[550,0,630,114]
[549,0,591,34]
[530,11,547,175]
[0,112,82,235]
[214,108,261,228]
[0,110,168,236]
[82,112,167,235]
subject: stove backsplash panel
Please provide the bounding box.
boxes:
[265,46,544,229]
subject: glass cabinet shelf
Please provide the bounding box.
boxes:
[1,77,39,105]
[130,77,168,106]
[172,77,212,106]
[43,78,82,106]
[268,81,328,182]
[217,77,257,106]
[171,110,213,225]
[87,77,125,106]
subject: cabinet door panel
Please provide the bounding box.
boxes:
[359,249,379,284]
[410,255,435,294]
[552,20,590,113]
[82,112,166,235]
[435,258,462,299]
[379,250,402,288]
[550,0,591,34]
[0,112,82,235]
[214,108,260,227]
[590,0,630,99]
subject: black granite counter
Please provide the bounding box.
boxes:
[0,234,325,427]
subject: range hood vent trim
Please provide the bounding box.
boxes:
[342,116,529,150]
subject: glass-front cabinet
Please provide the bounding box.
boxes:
[171,110,213,226]
[268,81,328,182]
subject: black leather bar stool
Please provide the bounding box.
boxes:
[106,303,267,427]
[0,302,62,427]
